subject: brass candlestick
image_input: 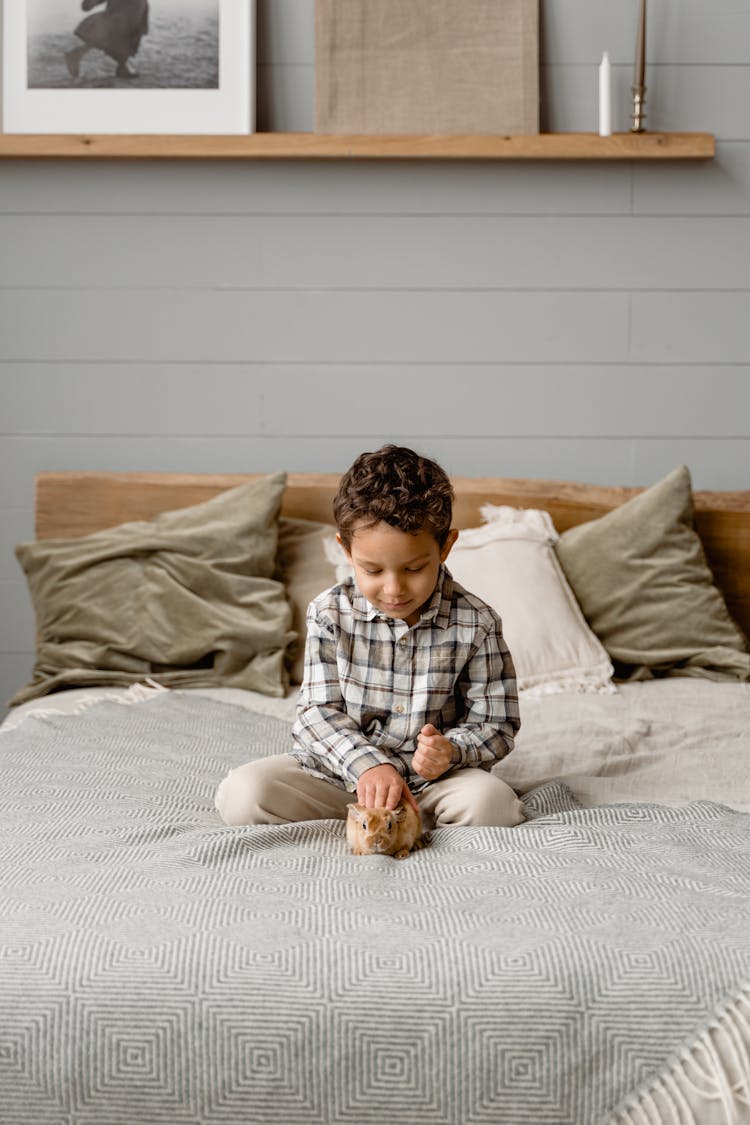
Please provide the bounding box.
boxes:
[631,85,647,133]
[631,0,647,132]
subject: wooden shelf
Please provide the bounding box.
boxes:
[0,131,715,161]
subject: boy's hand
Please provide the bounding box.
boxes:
[413,724,455,781]
[357,763,419,812]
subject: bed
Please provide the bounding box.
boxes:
[2,467,749,1125]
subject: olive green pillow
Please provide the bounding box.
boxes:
[13,474,295,705]
[555,466,750,682]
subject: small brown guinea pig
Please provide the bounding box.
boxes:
[346,801,424,859]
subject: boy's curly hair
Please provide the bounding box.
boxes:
[334,445,454,550]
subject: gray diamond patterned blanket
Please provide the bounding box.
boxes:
[0,691,748,1124]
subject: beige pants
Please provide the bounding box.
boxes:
[215,754,525,829]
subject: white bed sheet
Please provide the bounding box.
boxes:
[4,678,749,814]
[1,681,299,731]
[499,679,750,814]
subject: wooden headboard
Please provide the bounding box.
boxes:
[35,471,750,641]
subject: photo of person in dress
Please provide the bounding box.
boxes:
[26,0,219,89]
[65,0,150,81]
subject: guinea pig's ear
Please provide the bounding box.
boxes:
[347,804,362,820]
[392,806,406,822]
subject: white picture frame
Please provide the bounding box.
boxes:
[2,0,255,134]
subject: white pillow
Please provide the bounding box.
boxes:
[323,533,355,585]
[323,510,614,696]
[448,506,614,696]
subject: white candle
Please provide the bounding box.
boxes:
[599,51,612,136]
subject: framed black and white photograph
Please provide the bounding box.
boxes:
[2,0,255,133]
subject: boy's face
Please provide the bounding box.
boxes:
[339,521,458,626]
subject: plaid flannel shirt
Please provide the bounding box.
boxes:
[291,566,520,793]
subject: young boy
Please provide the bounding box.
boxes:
[215,445,524,829]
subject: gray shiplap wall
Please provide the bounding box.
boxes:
[1,0,749,710]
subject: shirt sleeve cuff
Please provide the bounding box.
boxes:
[343,748,396,786]
[443,729,482,767]
[449,740,466,767]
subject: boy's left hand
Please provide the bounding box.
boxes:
[413,724,455,781]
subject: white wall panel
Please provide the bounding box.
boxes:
[634,143,750,216]
[262,366,750,438]
[3,215,747,290]
[631,293,750,364]
[0,290,631,364]
[0,160,636,216]
[0,511,32,580]
[0,365,265,435]
[0,0,748,711]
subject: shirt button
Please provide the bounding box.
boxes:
[399,637,407,645]
[395,704,405,714]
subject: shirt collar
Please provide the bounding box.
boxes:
[351,565,454,630]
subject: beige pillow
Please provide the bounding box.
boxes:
[12,474,294,705]
[324,509,614,695]
[555,466,750,682]
[448,506,614,695]
[276,518,338,683]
